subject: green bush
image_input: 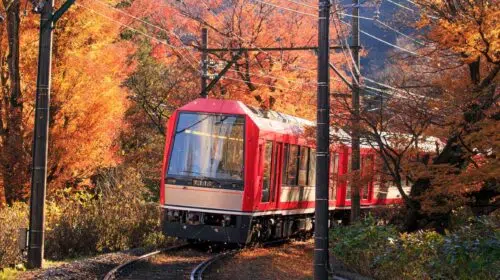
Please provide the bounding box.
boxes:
[330,215,500,280]
[44,167,171,260]
[0,167,171,269]
[0,203,28,269]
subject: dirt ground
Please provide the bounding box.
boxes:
[204,240,372,280]
[204,241,315,280]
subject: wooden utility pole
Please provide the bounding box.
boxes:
[350,0,361,222]
[28,0,74,268]
[314,0,330,279]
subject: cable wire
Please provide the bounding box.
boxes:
[75,2,199,70]
[385,0,414,12]
[252,0,318,17]
[93,0,318,88]
[197,0,321,83]
[77,2,315,93]
[331,6,360,84]
[279,0,318,10]
[374,19,425,45]
[339,19,418,55]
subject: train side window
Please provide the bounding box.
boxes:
[261,141,273,202]
[346,154,352,200]
[298,146,309,186]
[330,153,339,200]
[286,145,299,185]
[308,149,316,187]
[282,144,289,185]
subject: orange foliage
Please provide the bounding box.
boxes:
[0,0,134,202]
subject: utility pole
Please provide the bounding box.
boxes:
[200,27,208,98]
[28,0,74,268]
[350,0,361,222]
[314,0,330,279]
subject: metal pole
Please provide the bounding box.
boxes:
[200,27,208,98]
[350,0,361,222]
[28,0,54,269]
[315,0,330,279]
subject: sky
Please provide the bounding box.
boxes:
[338,0,419,77]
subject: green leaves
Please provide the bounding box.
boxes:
[329,215,500,279]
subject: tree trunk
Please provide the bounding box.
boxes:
[1,0,27,205]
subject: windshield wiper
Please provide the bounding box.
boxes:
[175,115,210,135]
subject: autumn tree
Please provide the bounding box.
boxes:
[333,0,499,231]
[0,0,133,205]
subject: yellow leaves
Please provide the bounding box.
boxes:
[417,0,500,63]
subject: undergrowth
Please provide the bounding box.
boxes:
[330,214,500,280]
[0,167,171,271]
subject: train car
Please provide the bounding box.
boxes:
[160,98,439,243]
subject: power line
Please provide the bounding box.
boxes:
[374,19,425,45]
[92,0,318,89]
[363,77,429,99]
[252,0,318,17]
[279,0,317,10]
[385,0,414,12]
[339,19,418,55]
[338,12,373,21]
[75,3,199,70]
[337,9,425,46]
[384,0,438,19]
[197,0,325,83]
[331,8,360,84]
[79,3,322,94]
[197,0,330,78]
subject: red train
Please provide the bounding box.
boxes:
[160,98,437,243]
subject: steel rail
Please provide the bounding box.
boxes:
[190,239,290,280]
[103,243,191,280]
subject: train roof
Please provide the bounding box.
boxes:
[178,98,443,152]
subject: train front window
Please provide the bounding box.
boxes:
[167,113,245,184]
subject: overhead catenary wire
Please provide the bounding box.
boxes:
[337,8,425,46]
[75,2,199,71]
[252,0,318,17]
[339,19,418,55]
[197,0,323,85]
[331,6,360,84]
[76,2,316,94]
[385,0,414,12]
[374,19,425,45]
[279,0,318,10]
[91,0,321,88]
[363,77,430,99]
[384,0,438,19]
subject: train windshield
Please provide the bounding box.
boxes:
[167,112,245,182]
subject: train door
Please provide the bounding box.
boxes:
[260,141,281,209]
[361,154,374,203]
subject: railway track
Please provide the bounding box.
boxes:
[190,239,288,280]
[104,239,351,280]
[102,243,191,280]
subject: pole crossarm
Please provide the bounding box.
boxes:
[202,51,242,95]
[52,0,76,25]
[329,62,353,90]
